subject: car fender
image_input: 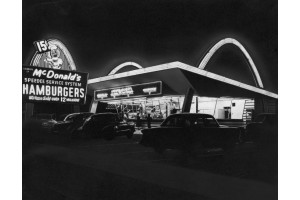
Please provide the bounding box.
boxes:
[100,124,114,134]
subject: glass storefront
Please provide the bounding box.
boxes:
[100,95,185,121]
[97,95,254,121]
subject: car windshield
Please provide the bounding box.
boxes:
[202,117,219,127]
[161,116,185,127]
[65,113,93,122]
[65,114,77,121]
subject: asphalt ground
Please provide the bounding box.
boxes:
[23,126,277,200]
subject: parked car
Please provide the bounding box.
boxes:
[79,113,135,139]
[244,113,278,145]
[52,112,94,135]
[140,113,241,153]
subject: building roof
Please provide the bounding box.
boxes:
[88,61,278,99]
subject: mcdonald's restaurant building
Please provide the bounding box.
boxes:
[23,38,278,124]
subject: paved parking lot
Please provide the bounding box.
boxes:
[64,132,269,179]
[23,129,277,200]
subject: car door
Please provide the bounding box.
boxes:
[160,116,185,148]
[198,116,221,148]
[188,116,208,149]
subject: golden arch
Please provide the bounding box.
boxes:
[108,62,143,75]
[198,38,264,88]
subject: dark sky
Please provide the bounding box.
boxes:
[23,0,278,93]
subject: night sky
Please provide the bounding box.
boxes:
[23,0,278,93]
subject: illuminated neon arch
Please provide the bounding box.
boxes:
[198,38,264,88]
[108,62,143,75]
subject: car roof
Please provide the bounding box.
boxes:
[70,112,93,115]
[65,112,93,117]
[93,112,117,116]
[168,113,214,118]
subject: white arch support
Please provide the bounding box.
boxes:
[108,62,143,75]
[198,38,264,88]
